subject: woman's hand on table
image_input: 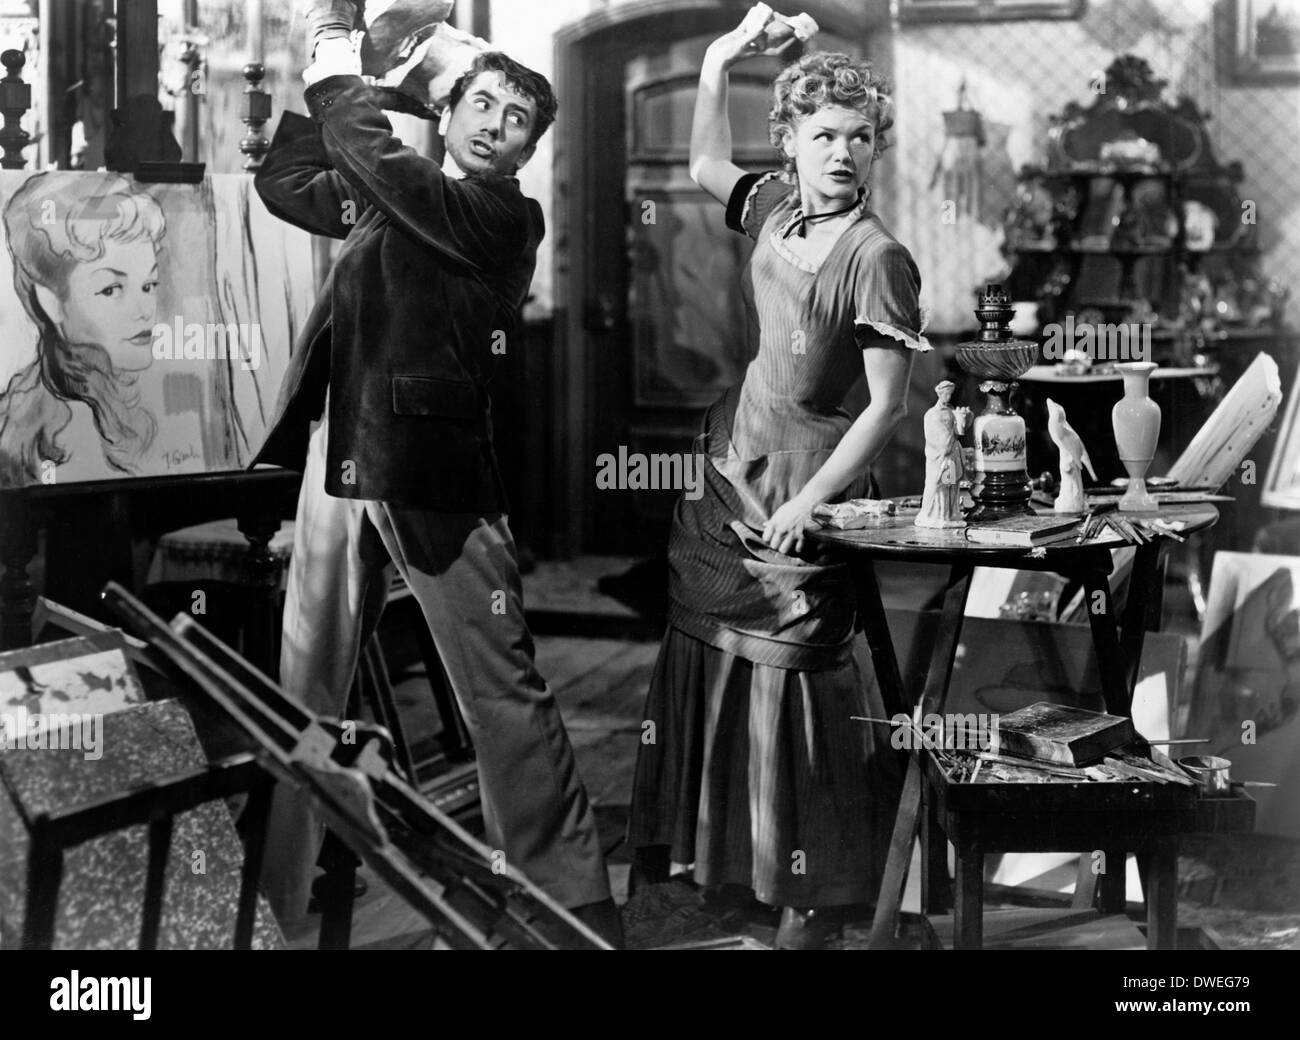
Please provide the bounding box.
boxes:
[763,495,815,556]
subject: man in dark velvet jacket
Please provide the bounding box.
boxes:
[251,37,618,941]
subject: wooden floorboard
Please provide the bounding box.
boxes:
[276,556,1299,950]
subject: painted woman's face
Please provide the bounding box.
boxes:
[784,104,876,212]
[56,240,160,372]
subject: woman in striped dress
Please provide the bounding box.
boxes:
[627,9,930,949]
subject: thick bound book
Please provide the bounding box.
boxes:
[965,514,1079,547]
[991,702,1137,766]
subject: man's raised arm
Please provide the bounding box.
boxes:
[303,74,531,273]
[254,111,371,239]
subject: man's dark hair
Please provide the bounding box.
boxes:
[448,51,558,147]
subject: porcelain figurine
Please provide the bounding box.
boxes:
[916,381,971,529]
[1046,398,1096,513]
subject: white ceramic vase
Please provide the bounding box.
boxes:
[1111,362,1161,511]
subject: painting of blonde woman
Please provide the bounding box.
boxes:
[0,170,314,488]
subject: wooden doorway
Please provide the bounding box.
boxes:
[554,2,867,557]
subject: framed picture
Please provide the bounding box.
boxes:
[897,0,1085,23]
[1263,363,1300,509]
[1232,0,1300,83]
[0,170,314,489]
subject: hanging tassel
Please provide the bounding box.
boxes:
[930,80,986,220]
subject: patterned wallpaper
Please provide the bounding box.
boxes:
[182,0,1297,330]
[885,0,1299,332]
[491,0,1298,329]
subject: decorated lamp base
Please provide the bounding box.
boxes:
[968,380,1033,521]
[968,470,1034,521]
[955,285,1040,523]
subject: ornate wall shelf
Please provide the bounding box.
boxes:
[1002,55,1287,351]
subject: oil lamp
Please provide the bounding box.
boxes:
[956,284,1038,520]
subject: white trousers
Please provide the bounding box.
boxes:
[259,419,610,920]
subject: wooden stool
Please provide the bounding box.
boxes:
[148,519,474,790]
[919,751,1256,949]
[147,518,294,673]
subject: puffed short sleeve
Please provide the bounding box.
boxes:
[853,242,932,352]
[725,170,795,239]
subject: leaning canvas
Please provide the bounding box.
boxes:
[0,170,315,488]
[1182,551,1300,838]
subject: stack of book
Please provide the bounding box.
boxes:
[965,514,1079,547]
[991,702,1136,766]
[961,703,1197,786]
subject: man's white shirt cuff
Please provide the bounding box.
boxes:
[304,38,363,86]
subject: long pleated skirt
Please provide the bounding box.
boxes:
[628,625,903,908]
[626,391,904,908]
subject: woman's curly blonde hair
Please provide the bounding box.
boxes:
[769,52,894,171]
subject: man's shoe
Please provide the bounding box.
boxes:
[774,906,844,950]
[567,897,625,950]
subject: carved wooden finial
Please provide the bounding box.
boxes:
[0,49,32,170]
[240,61,271,171]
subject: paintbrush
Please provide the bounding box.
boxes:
[851,714,961,770]
[1106,750,1199,787]
[1126,516,1151,543]
[1075,500,1118,543]
[851,715,902,729]
[1134,520,1160,541]
[1107,514,1145,543]
[1145,738,1209,745]
[975,751,1092,780]
[1147,519,1187,543]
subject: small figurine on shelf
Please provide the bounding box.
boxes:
[916,381,971,529]
[1046,398,1097,513]
[1004,180,1057,251]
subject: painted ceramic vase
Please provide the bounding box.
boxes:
[1111,362,1161,511]
[974,395,1027,475]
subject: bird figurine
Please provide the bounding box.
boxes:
[1046,398,1096,514]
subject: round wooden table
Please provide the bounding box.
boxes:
[811,502,1218,562]
[809,502,1220,949]
[809,502,1218,722]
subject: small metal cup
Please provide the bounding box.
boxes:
[1178,754,1232,793]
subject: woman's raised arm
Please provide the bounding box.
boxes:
[690,4,787,205]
